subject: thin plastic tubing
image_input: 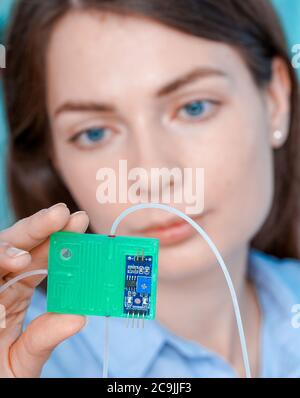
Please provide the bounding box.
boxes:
[110,203,252,379]
[0,269,48,295]
[102,316,110,378]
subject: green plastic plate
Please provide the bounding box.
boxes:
[47,232,159,320]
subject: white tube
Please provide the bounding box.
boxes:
[0,269,48,295]
[110,203,252,378]
[102,316,110,378]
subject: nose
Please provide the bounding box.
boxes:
[129,113,177,166]
[128,117,183,199]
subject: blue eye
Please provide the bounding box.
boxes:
[185,101,205,116]
[72,127,111,149]
[178,100,216,121]
[85,128,106,142]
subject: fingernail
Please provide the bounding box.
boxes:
[49,203,68,211]
[6,247,29,258]
[70,211,90,231]
[71,211,87,217]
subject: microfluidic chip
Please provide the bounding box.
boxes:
[47,232,159,321]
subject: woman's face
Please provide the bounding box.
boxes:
[47,10,288,280]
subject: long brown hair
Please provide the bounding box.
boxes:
[3,0,300,259]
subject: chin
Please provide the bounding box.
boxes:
[157,246,213,283]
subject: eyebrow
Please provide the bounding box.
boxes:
[156,66,228,97]
[54,67,228,117]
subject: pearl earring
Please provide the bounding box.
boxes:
[272,130,286,148]
[273,130,284,141]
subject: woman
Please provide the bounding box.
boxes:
[0,0,300,378]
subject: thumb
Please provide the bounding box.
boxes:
[9,313,86,378]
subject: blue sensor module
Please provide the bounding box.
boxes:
[124,255,153,317]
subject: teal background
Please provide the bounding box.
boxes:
[273,0,300,47]
[0,0,299,229]
[0,0,13,229]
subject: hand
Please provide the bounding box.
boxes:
[0,203,89,378]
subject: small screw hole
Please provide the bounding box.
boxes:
[60,248,72,260]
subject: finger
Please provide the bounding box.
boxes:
[9,313,86,377]
[62,210,90,234]
[12,211,90,289]
[0,245,31,279]
[0,203,71,252]
[0,211,90,320]
[0,211,90,296]
[0,211,90,359]
[30,210,90,270]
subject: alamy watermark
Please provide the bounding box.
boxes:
[292,44,300,69]
[291,304,300,329]
[96,160,205,215]
[0,44,6,69]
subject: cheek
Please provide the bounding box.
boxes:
[204,109,274,252]
[175,95,274,257]
[62,161,97,208]
[215,140,273,236]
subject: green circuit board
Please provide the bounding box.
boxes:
[47,232,159,320]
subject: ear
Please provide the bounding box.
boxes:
[265,57,291,149]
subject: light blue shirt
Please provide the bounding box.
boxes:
[24,249,300,378]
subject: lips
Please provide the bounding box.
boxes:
[135,213,203,247]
